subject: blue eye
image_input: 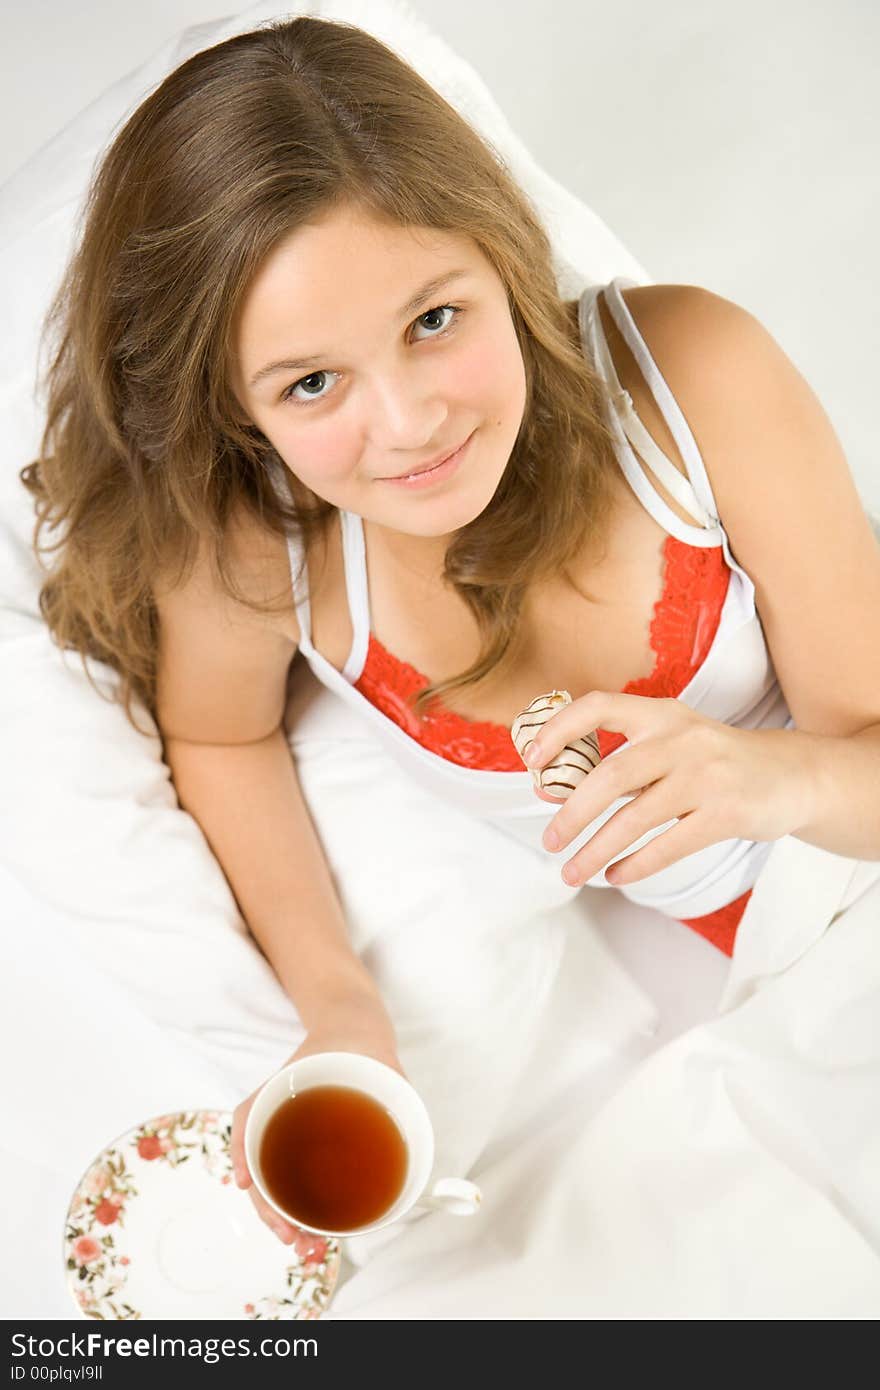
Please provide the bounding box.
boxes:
[280,304,463,407]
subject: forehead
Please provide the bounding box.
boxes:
[234,207,487,364]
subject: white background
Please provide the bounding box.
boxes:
[2,0,879,511]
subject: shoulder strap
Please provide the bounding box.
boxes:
[591,309,715,528]
[339,511,371,682]
[601,278,721,528]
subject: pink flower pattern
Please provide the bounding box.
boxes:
[94,1199,121,1226]
[72,1236,102,1266]
[66,1110,340,1320]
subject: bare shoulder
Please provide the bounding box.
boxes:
[604,280,769,502]
[153,499,302,745]
[222,499,302,647]
[153,499,302,647]
[603,281,746,362]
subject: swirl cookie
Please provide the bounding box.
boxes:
[510,689,601,800]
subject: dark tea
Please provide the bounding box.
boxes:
[258,1084,409,1231]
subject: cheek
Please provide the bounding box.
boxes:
[452,335,522,411]
[274,420,360,489]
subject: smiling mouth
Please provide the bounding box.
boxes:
[380,433,472,481]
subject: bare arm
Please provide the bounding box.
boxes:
[153,510,391,1029]
[154,513,402,1241]
[162,725,388,1032]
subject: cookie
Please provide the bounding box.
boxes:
[510,689,601,799]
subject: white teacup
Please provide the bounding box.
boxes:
[244,1051,482,1238]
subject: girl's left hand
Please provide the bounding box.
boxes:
[524,692,818,887]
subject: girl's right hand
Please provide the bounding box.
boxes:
[229,998,406,1245]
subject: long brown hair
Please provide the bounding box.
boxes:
[19,14,621,735]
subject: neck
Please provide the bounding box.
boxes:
[363,515,454,592]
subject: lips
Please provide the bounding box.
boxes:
[381,435,470,481]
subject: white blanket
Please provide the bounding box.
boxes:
[2,641,879,1319]
[2,0,880,1321]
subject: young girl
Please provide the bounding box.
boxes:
[20,16,880,1250]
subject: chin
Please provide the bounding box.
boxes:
[407,476,502,537]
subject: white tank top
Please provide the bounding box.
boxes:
[272,276,795,920]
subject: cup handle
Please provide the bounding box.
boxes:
[414,1177,482,1216]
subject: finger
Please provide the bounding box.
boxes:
[558,781,685,887]
[534,786,567,804]
[603,810,714,886]
[230,1097,255,1189]
[543,740,670,853]
[524,691,655,769]
[248,1183,301,1245]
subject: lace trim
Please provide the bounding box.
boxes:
[354,636,524,771]
[355,534,730,772]
[353,534,741,954]
[595,535,730,760]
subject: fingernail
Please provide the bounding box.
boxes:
[524,743,542,767]
[543,827,559,851]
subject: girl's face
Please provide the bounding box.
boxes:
[230,204,528,541]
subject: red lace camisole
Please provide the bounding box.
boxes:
[354,533,751,957]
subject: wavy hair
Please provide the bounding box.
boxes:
[19,14,622,734]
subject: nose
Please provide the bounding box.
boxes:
[366,362,448,455]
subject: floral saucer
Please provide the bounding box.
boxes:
[64,1110,341,1321]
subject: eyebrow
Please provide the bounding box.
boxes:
[247,269,473,390]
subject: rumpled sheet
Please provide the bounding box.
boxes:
[1,643,878,1319]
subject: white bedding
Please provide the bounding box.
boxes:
[2,0,879,1321]
[2,644,879,1318]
